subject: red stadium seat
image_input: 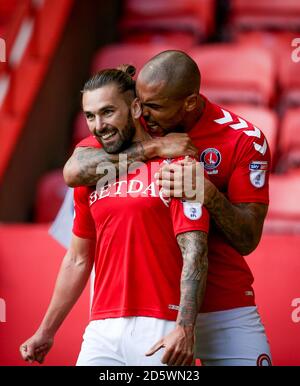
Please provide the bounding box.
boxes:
[230,0,300,31]
[223,104,278,160]
[124,0,214,18]
[235,31,299,67]
[121,0,215,41]
[189,44,276,106]
[91,43,184,75]
[121,31,196,49]
[236,31,300,112]
[278,44,300,110]
[34,169,68,223]
[280,108,300,154]
[276,108,300,173]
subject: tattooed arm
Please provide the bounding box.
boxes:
[63,133,198,187]
[176,231,208,329]
[63,142,147,187]
[156,159,268,255]
[146,231,208,366]
[204,180,268,255]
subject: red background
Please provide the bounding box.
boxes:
[0,224,299,366]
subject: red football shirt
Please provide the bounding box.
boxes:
[76,94,270,313]
[187,95,271,312]
[73,144,209,321]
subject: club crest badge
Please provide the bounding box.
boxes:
[200,148,221,173]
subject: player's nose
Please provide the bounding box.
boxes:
[94,116,106,134]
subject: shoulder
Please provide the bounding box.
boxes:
[210,102,269,158]
[74,186,93,201]
[75,135,102,149]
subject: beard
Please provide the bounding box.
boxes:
[97,114,136,154]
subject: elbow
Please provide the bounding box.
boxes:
[237,234,261,256]
[65,250,93,272]
[239,245,256,256]
[63,162,80,187]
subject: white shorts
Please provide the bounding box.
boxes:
[195,306,272,366]
[76,316,176,366]
[77,307,272,366]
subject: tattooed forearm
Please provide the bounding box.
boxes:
[176,231,208,328]
[63,142,148,187]
[205,184,268,255]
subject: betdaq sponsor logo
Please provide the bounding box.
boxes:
[291,298,300,323]
[94,155,205,203]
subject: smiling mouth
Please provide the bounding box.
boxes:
[99,130,118,141]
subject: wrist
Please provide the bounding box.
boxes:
[175,323,195,337]
[37,317,60,338]
[142,138,160,159]
[36,325,55,339]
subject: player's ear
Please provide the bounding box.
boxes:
[131,98,142,119]
[184,93,198,112]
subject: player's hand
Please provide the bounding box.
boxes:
[155,156,209,202]
[20,332,54,364]
[154,134,198,159]
[145,325,194,366]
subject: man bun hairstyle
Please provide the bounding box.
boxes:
[82,64,136,95]
[116,64,136,78]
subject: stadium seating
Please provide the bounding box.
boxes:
[91,43,184,74]
[121,30,196,48]
[278,44,300,110]
[223,104,278,160]
[236,31,300,112]
[189,44,276,106]
[276,108,300,173]
[121,0,215,43]
[0,0,74,182]
[34,169,67,223]
[279,108,300,154]
[235,31,299,67]
[230,0,300,31]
